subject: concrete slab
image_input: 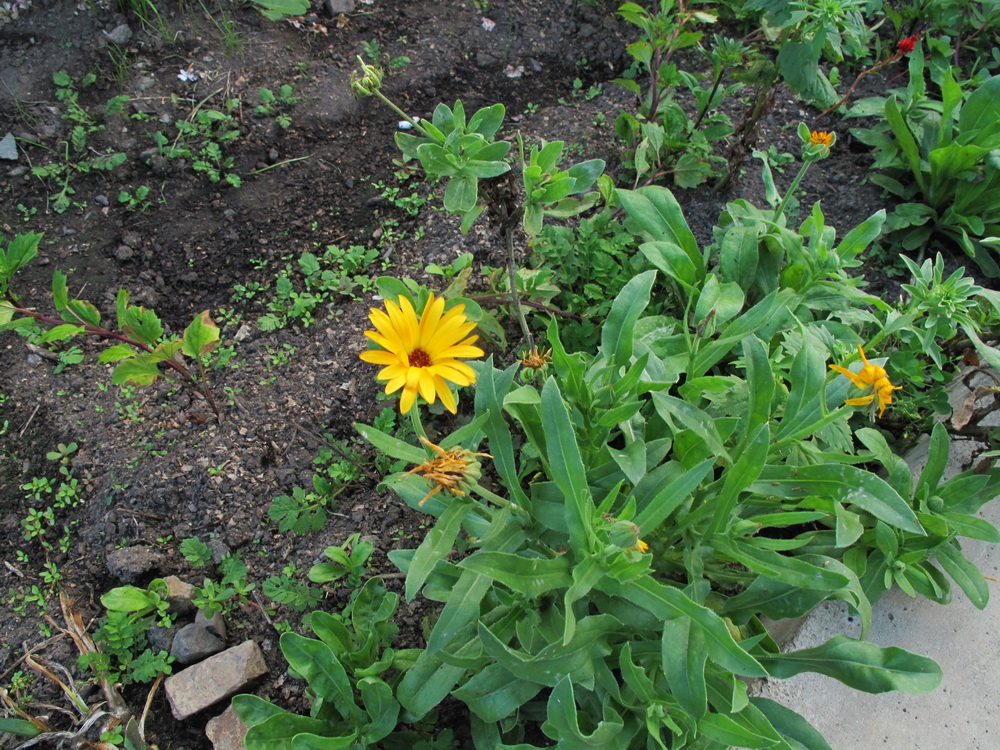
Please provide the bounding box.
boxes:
[754,377,1000,749]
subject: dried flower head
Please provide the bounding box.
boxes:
[360,292,484,414]
[520,346,553,369]
[407,437,491,506]
[829,345,901,419]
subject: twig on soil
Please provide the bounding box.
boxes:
[24,342,60,362]
[3,559,25,577]
[290,421,381,482]
[114,508,167,521]
[19,403,40,437]
[138,674,163,742]
[0,634,65,683]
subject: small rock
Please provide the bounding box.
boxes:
[115,246,133,262]
[105,546,164,583]
[133,76,157,93]
[207,538,229,565]
[148,622,179,653]
[234,323,254,342]
[95,195,109,207]
[195,608,227,640]
[171,623,226,665]
[164,640,268,720]
[324,0,355,15]
[205,706,248,750]
[0,133,17,161]
[163,575,196,615]
[103,24,133,45]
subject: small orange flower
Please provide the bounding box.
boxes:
[809,130,834,155]
[631,539,650,554]
[407,436,491,506]
[829,345,901,419]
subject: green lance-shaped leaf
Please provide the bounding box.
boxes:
[715,538,850,591]
[182,310,220,358]
[633,457,715,534]
[354,423,427,464]
[0,718,41,738]
[749,697,834,750]
[758,635,942,694]
[696,712,780,749]
[477,615,620,689]
[600,269,655,369]
[231,694,286,729]
[541,676,626,747]
[472,359,530,509]
[452,663,544,722]
[617,186,700,264]
[458,551,572,598]
[242,712,336,750]
[934,541,990,609]
[753,464,923,535]
[610,576,766,677]
[358,677,400,744]
[540,377,594,552]
[406,500,471,601]
[661,614,708,720]
[279,632,364,721]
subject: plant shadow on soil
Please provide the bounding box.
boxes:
[0,0,917,747]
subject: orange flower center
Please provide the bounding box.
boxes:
[409,348,432,367]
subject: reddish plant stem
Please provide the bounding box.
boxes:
[10,304,220,420]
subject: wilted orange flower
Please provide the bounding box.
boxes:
[407,436,491,506]
[829,345,901,419]
[520,346,553,369]
[360,293,484,414]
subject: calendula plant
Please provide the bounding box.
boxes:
[850,54,1000,274]
[341,263,963,748]
[0,232,222,421]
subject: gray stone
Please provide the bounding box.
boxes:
[171,622,226,665]
[105,546,163,583]
[103,24,133,45]
[195,608,227,640]
[205,706,248,750]
[207,538,230,565]
[164,641,267,720]
[324,0,355,14]
[0,133,17,160]
[163,575,196,615]
[148,622,178,653]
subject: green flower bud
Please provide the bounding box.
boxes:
[350,56,384,97]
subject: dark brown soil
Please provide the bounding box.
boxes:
[0,1,932,747]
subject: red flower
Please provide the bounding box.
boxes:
[897,34,919,54]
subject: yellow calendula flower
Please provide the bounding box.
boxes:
[407,436,491,506]
[631,539,650,554]
[360,293,484,414]
[829,345,901,419]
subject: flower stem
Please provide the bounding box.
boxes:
[773,159,813,222]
